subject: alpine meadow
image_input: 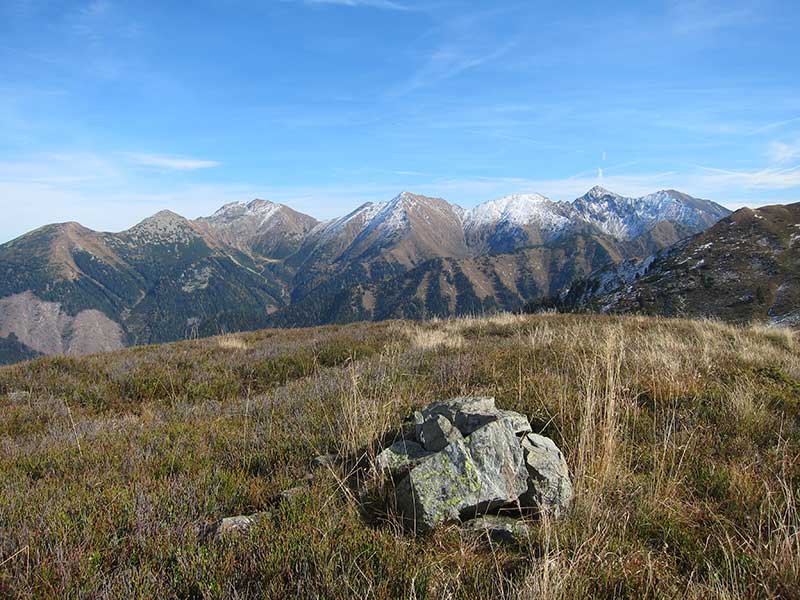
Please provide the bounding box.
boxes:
[2,1,800,599]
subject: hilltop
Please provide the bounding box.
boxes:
[0,313,797,598]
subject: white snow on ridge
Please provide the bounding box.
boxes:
[197,186,727,255]
[466,193,571,230]
[208,199,282,226]
[573,188,715,240]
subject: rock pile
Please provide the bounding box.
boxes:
[377,397,572,533]
[205,396,572,544]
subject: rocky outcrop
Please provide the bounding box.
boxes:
[377,397,572,532]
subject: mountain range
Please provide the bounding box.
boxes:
[0,186,730,363]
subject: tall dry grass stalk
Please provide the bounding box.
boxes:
[334,347,402,460]
[569,325,631,494]
[400,325,466,351]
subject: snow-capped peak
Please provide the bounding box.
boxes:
[207,199,282,226]
[583,185,621,200]
[372,192,423,232]
[639,190,681,205]
[467,193,570,230]
[386,191,436,210]
[212,201,247,216]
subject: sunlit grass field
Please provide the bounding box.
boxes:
[1,313,798,598]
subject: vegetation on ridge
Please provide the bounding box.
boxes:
[0,313,798,598]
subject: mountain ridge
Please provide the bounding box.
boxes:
[0,186,732,363]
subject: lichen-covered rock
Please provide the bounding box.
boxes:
[381,397,571,533]
[462,515,531,546]
[418,396,532,437]
[519,433,573,516]
[396,420,527,531]
[464,420,529,514]
[376,439,434,477]
[419,397,498,436]
[395,437,477,530]
[418,413,463,452]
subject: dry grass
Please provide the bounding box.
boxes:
[0,314,798,598]
[215,334,250,351]
[399,323,466,351]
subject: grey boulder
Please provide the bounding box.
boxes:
[396,419,528,532]
[381,397,572,533]
[519,433,573,516]
[206,513,261,540]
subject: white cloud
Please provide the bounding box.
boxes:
[126,153,221,171]
[390,6,522,96]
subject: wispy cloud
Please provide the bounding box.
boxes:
[126,153,221,171]
[750,116,800,135]
[668,0,756,36]
[769,140,800,164]
[391,6,523,96]
[302,0,409,10]
[395,41,517,95]
[694,164,800,190]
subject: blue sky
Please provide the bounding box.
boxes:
[1,0,799,242]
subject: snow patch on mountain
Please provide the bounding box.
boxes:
[573,188,726,240]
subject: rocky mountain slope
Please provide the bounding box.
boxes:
[196,199,319,259]
[550,202,800,325]
[0,187,730,363]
